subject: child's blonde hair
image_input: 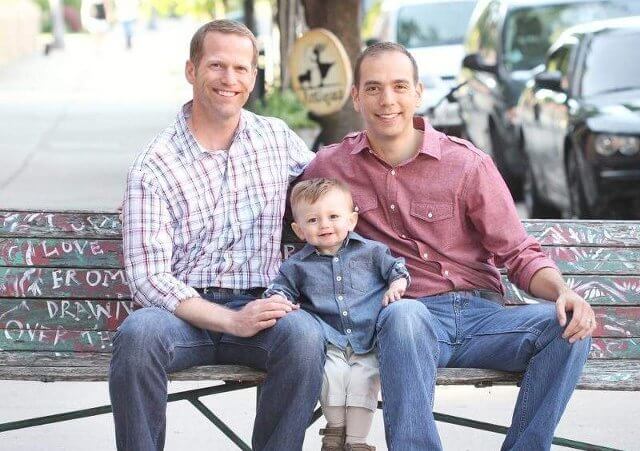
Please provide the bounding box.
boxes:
[290,178,354,218]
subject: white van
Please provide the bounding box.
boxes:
[376,0,476,133]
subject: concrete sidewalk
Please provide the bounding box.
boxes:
[0,19,193,210]
[0,18,637,451]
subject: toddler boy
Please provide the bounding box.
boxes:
[263,178,410,450]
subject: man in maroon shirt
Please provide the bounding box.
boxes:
[302,42,596,451]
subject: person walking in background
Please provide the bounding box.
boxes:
[114,0,139,49]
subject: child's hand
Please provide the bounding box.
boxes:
[382,278,408,306]
[263,293,300,310]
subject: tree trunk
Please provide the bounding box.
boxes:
[277,0,304,91]
[301,0,362,147]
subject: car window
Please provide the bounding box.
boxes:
[465,0,500,66]
[581,30,640,97]
[546,45,571,76]
[503,1,640,72]
[396,1,476,48]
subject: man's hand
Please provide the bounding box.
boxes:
[382,278,408,306]
[556,289,597,343]
[227,295,299,338]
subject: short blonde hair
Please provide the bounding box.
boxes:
[291,178,353,219]
[190,19,258,68]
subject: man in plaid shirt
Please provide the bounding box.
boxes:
[109,20,321,451]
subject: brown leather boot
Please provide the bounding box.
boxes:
[319,426,346,451]
[344,444,376,451]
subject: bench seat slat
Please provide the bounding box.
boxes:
[0,360,636,390]
[0,238,123,268]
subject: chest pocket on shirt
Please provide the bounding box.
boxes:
[349,257,376,292]
[352,192,378,215]
[409,200,454,249]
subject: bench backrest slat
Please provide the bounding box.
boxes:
[0,211,121,238]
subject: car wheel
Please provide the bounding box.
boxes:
[566,150,591,219]
[523,162,560,219]
[490,126,523,200]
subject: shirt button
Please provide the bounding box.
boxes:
[423,252,429,260]
[334,257,339,262]
[337,295,344,301]
[336,276,342,281]
[346,329,352,334]
[428,212,433,218]
[391,170,396,175]
[390,204,395,210]
[342,311,348,316]
[444,270,450,276]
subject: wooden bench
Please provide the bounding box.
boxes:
[0,210,638,450]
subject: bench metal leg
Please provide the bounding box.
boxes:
[0,382,257,451]
[1,384,623,451]
[308,402,622,451]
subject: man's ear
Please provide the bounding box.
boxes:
[291,222,306,241]
[351,85,361,113]
[348,211,358,231]
[415,80,424,105]
[185,60,196,85]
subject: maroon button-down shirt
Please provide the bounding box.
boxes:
[302,118,557,299]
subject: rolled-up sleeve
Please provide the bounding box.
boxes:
[463,155,558,292]
[377,245,411,287]
[123,168,199,312]
[263,262,300,302]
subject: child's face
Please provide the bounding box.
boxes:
[292,189,358,255]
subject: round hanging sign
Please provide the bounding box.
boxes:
[289,28,352,116]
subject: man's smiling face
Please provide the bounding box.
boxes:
[351,50,423,142]
[186,31,257,122]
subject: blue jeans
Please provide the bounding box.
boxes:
[108,292,326,451]
[376,291,591,451]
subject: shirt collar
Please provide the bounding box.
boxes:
[297,231,367,260]
[177,101,248,162]
[349,116,441,160]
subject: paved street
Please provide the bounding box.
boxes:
[0,18,638,451]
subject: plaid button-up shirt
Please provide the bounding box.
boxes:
[123,102,315,312]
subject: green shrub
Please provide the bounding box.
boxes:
[248,89,316,130]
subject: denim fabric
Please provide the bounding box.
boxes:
[375,293,590,451]
[108,292,325,451]
[263,232,409,354]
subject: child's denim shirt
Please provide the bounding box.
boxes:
[264,232,410,354]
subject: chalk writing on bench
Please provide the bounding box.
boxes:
[3,321,114,349]
[0,268,130,298]
[0,212,121,235]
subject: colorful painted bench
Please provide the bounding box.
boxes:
[0,210,638,450]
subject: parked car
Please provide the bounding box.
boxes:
[518,17,640,219]
[457,0,640,197]
[376,0,477,134]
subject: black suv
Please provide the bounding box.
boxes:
[457,0,640,197]
[518,17,640,219]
